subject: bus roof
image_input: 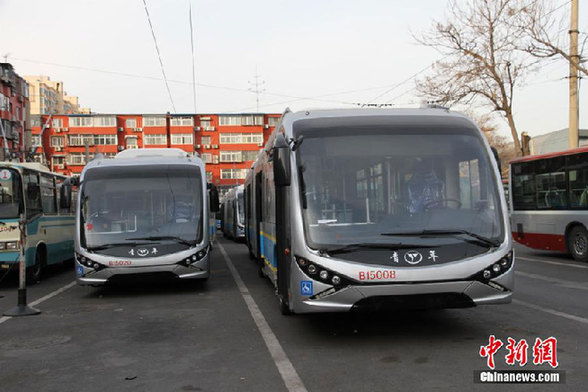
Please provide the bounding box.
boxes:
[80,148,204,181]
[0,161,67,177]
[509,146,588,165]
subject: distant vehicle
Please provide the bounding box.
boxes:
[245,108,512,314]
[74,149,219,285]
[510,146,588,261]
[0,162,75,282]
[221,185,245,240]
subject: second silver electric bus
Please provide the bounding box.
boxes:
[74,148,219,285]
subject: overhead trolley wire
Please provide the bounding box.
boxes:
[141,0,176,113]
[189,2,197,113]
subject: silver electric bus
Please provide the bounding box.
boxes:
[221,185,245,240]
[74,148,219,285]
[244,108,513,314]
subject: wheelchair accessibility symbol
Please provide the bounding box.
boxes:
[300,281,313,296]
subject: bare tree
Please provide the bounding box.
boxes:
[516,0,587,76]
[415,0,539,155]
[466,111,518,176]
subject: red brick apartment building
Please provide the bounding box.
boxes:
[0,63,30,161]
[31,113,280,195]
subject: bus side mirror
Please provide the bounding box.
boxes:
[60,185,72,209]
[491,147,502,176]
[273,134,291,187]
[208,183,220,212]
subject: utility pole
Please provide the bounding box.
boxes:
[569,0,579,149]
[248,68,265,112]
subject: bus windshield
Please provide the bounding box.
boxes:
[296,128,504,250]
[81,165,203,252]
[0,168,22,219]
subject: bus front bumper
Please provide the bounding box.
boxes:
[291,278,513,314]
[76,254,210,285]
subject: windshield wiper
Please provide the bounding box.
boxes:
[126,236,196,247]
[380,230,500,247]
[86,242,153,251]
[320,242,428,255]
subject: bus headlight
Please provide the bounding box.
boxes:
[471,252,513,283]
[5,242,19,250]
[295,256,351,289]
[75,253,105,271]
[181,246,209,266]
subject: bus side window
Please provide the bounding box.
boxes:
[40,175,57,213]
[24,171,42,218]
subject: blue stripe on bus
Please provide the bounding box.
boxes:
[259,231,277,270]
[0,240,74,267]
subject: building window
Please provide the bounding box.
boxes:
[219,133,263,144]
[242,150,260,161]
[144,134,167,145]
[171,116,194,126]
[220,151,242,163]
[126,137,139,149]
[93,116,117,127]
[201,136,212,145]
[219,115,241,126]
[143,116,166,127]
[52,118,63,128]
[50,136,64,147]
[67,153,94,165]
[68,134,95,146]
[126,118,137,128]
[201,153,213,163]
[220,169,247,179]
[31,135,41,146]
[219,115,263,126]
[51,156,65,167]
[94,134,117,145]
[171,134,193,145]
[69,117,93,127]
[200,119,211,128]
[267,116,279,126]
[206,171,213,182]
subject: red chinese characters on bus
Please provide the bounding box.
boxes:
[479,335,503,369]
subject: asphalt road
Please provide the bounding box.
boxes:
[0,237,586,392]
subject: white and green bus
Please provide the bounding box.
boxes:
[0,162,75,282]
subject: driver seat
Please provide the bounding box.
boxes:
[406,169,445,213]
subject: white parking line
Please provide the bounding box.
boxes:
[0,281,76,325]
[513,299,588,325]
[218,242,308,392]
[516,256,588,269]
[515,271,588,291]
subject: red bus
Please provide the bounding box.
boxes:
[509,146,588,261]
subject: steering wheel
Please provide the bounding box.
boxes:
[424,198,462,210]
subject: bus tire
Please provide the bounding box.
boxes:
[27,249,43,284]
[279,296,292,315]
[568,225,588,262]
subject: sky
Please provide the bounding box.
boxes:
[0,0,586,140]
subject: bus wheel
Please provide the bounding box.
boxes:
[568,226,588,262]
[279,296,292,315]
[27,249,43,284]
